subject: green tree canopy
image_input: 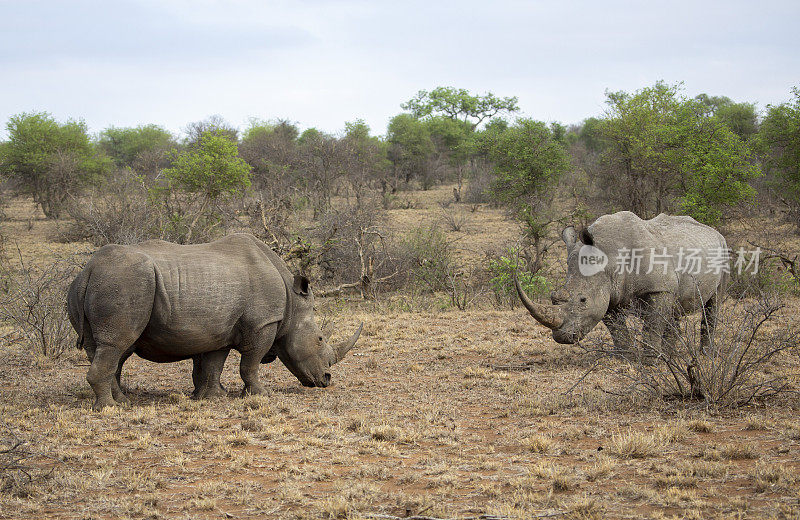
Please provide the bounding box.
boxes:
[386,113,434,184]
[98,124,175,173]
[695,93,758,140]
[164,130,251,200]
[759,86,800,221]
[402,87,519,130]
[1,111,109,218]
[598,82,759,224]
[483,118,570,206]
[239,119,300,190]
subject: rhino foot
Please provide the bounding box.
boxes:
[113,393,132,406]
[192,382,228,400]
[241,384,267,397]
[92,396,116,411]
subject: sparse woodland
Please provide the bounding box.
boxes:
[1,84,800,519]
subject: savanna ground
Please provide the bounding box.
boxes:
[2,187,800,520]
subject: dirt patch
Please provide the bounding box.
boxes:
[1,193,799,519]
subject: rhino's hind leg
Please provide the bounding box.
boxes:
[191,350,230,399]
[87,344,129,410]
[239,324,278,397]
[700,294,718,355]
[111,351,133,406]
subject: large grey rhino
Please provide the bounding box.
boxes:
[67,233,362,410]
[515,211,728,355]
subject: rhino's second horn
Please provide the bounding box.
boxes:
[335,323,363,363]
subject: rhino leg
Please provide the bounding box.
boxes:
[239,323,278,397]
[191,350,229,399]
[602,312,634,359]
[87,344,132,410]
[700,294,718,355]
[111,351,133,406]
[661,314,681,358]
[641,293,675,361]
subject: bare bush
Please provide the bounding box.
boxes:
[580,292,799,407]
[0,250,78,360]
[444,264,488,310]
[65,170,160,245]
[401,223,453,293]
[312,202,399,298]
[0,428,55,498]
[441,206,470,232]
[66,169,244,246]
[463,165,494,204]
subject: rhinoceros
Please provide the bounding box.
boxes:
[67,233,362,410]
[515,211,728,355]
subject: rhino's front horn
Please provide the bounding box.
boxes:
[514,271,564,330]
[334,323,363,363]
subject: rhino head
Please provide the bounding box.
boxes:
[277,275,363,388]
[515,227,611,344]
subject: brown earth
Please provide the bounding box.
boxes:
[1,189,799,520]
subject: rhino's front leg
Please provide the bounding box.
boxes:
[642,293,675,360]
[191,350,230,399]
[602,312,634,359]
[239,323,278,396]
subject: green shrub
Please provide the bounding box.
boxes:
[488,249,551,308]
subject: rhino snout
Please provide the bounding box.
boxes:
[552,329,579,344]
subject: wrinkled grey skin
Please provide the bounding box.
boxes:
[67,233,362,410]
[516,212,728,355]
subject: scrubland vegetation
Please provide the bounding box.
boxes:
[1,83,800,519]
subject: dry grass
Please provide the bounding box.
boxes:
[1,194,799,519]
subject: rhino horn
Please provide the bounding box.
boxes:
[514,271,564,330]
[334,322,363,363]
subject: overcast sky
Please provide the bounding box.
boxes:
[1,0,798,139]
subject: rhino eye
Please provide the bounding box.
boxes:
[318,336,323,342]
[579,297,587,303]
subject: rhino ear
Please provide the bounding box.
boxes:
[579,227,595,246]
[292,274,310,296]
[562,226,578,248]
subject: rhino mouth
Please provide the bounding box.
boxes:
[300,372,332,388]
[553,329,579,344]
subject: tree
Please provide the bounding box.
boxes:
[340,120,389,204]
[1,112,109,218]
[386,113,434,187]
[759,86,800,224]
[296,129,345,217]
[160,130,251,241]
[481,118,571,272]
[597,82,758,223]
[98,124,175,175]
[183,115,238,147]
[402,87,519,131]
[239,119,299,196]
[695,93,758,140]
[485,119,570,205]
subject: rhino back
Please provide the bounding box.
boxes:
[591,212,727,308]
[132,234,288,356]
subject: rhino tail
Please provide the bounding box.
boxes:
[67,266,92,350]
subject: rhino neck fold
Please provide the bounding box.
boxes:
[274,275,294,339]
